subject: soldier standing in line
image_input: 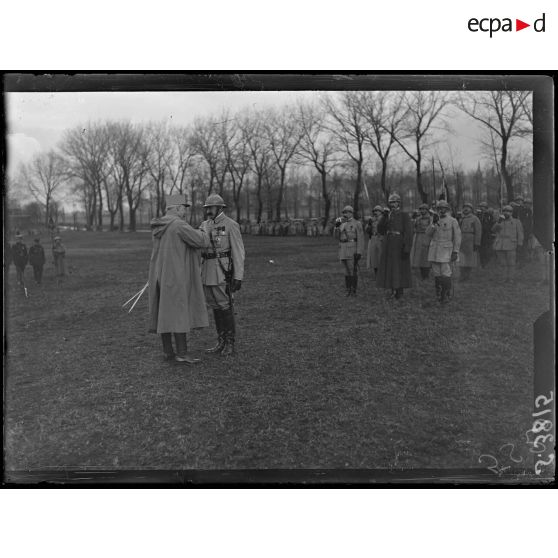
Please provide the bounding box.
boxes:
[200,194,245,357]
[376,193,413,300]
[513,195,533,267]
[477,202,495,269]
[335,205,364,296]
[148,193,210,364]
[28,238,46,285]
[410,203,432,281]
[52,236,66,278]
[365,205,384,279]
[425,200,461,304]
[492,204,524,283]
[12,233,28,286]
[458,203,482,282]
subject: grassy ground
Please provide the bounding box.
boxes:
[4,231,550,472]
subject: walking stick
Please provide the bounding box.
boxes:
[122,282,149,312]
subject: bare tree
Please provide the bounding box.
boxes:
[296,101,339,224]
[18,150,67,227]
[456,90,531,202]
[358,91,407,202]
[391,91,450,204]
[166,125,196,197]
[323,92,368,218]
[145,122,172,217]
[265,107,303,220]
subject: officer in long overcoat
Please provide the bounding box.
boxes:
[335,205,364,296]
[12,234,28,286]
[365,206,384,278]
[425,200,461,304]
[28,237,46,285]
[458,203,482,282]
[492,204,524,282]
[376,193,413,299]
[477,202,495,268]
[200,194,245,356]
[148,193,210,364]
[410,203,432,280]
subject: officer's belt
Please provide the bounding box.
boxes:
[202,250,231,260]
[340,239,356,243]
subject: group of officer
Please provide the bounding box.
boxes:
[335,193,532,304]
[148,193,245,364]
[6,233,66,288]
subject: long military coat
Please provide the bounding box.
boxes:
[459,213,482,267]
[148,214,209,334]
[492,218,524,251]
[376,210,413,289]
[410,215,432,268]
[200,212,245,286]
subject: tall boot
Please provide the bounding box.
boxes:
[206,308,225,353]
[220,308,237,357]
[161,333,175,361]
[174,333,201,364]
[345,276,351,296]
[440,277,451,304]
[352,275,358,296]
[434,276,442,300]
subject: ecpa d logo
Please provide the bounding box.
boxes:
[468,13,546,37]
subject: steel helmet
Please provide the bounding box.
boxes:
[342,205,354,213]
[203,194,227,207]
[436,200,450,209]
[388,193,401,203]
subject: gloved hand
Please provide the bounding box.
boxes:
[450,251,458,262]
[473,245,480,252]
[230,279,242,293]
[335,217,342,228]
[354,253,362,262]
[432,213,440,224]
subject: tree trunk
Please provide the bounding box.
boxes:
[380,161,389,202]
[321,171,332,224]
[416,157,427,204]
[275,167,286,221]
[353,162,362,219]
[118,198,124,232]
[501,139,513,202]
[256,174,263,223]
[96,182,103,231]
[128,207,136,232]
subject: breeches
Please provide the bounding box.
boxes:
[496,250,516,267]
[204,285,231,310]
[431,262,452,277]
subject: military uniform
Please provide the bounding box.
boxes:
[52,237,66,277]
[410,205,432,279]
[12,238,28,285]
[29,240,46,285]
[513,199,533,266]
[365,208,384,275]
[336,206,364,296]
[200,194,245,356]
[426,201,461,303]
[458,207,482,281]
[492,206,524,281]
[478,206,495,268]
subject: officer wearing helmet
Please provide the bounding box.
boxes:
[200,194,245,356]
[477,201,495,268]
[335,205,364,296]
[376,193,413,299]
[425,200,461,304]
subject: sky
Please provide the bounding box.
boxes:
[5,90,524,184]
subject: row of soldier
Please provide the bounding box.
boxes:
[5,234,67,287]
[335,194,534,304]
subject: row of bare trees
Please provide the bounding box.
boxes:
[15,90,532,230]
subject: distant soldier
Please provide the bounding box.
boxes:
[200,194,245,356]
[458,203,482,282]
[52,236,66,277]
[28,238,46,285]
[513,195,533,267]
[148,193,209,363]
[335,205,364,296]
[376,193,413,299]
[5,239,12,273]
[365,205,385,278]
[477,202,495,268]
[492,204,524,282]
[410,203,432,280]
[425,200,461,304]
[12,234,28,286]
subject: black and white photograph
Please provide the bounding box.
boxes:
[3,74,555,484]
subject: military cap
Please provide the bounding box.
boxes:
[388,193,401,203]
[479,201,488,208]
[436,200,450,209]
[373,205,383,212]
[462,202,473,210]
[418,203,429,210]
[54,236,61,240]
[203,193,226,207]
[166,193,190,207]
[342,205,354,213]
[502,205,513,211]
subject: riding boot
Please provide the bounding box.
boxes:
[434,276,442,300]
[345,276,351,296]
[161,333,175,361]
[440,277,451,304]
[174,333,201,364]
[206,309,226,353]
[220,308,237,357]
[352,275,358,296]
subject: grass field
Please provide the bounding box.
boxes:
[4,231,550,473]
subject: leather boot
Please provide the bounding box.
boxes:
[352,275,358,296]
[345,276,351,296]
[440,277,451,304]
[174,333,201,364]
[161,333,175,361]
[206,309,226,353]
[434,277,442,300]
[220,308,236,357]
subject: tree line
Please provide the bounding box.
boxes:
[13,90,533,231]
